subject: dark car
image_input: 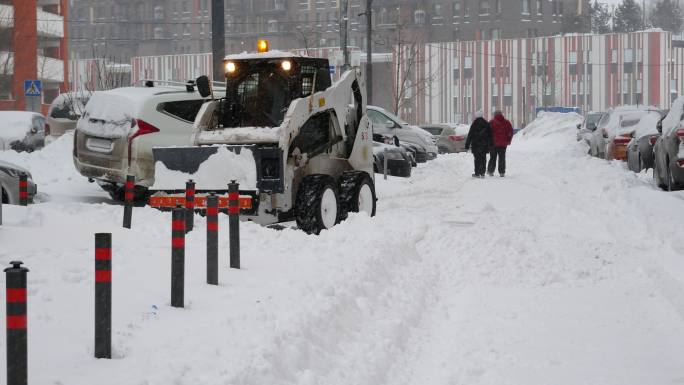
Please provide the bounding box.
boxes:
[0,160,38,204]
[626,112,664,173]
[654,96,684,191]
[373,143,412,177]
[0,111,47,153]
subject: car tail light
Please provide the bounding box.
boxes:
[127,120,160,163]
[649,135,659,146]
[449,135,465,142]
[677,128,684,141]
[613,136,631,145]
[44,123,50,136]
[678,159,684,167]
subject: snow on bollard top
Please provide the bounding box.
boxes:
[152,146,258,191]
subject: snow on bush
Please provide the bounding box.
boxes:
[520,111,583,139]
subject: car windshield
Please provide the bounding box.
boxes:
[586,113,603,127]
[422,127,443,135]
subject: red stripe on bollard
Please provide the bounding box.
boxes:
[228,192,239,200]
[6,315,26,330]
[95,270,112,283]
[125,181,134,190]
[124,192,134,201]
[207,221,219,231]
[95,248,112,260]
[228,206,239,215]
[207,207,218,216]
[18,192,28,198]
[172,220,185,231]
[6,289,26,303]
[172,238,185,248]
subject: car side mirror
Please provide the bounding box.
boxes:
[393,135,400,147]
[587,123,596,131]
[196,75,213,98]
[576,124,581,130]
[385,121,395,129]
[656,121,663,133]
[30,127,38,134]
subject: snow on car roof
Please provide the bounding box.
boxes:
[225,50,309,61]
[0,111,42,142]
[632,111,662,139]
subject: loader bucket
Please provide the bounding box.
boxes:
[152,146,221,175]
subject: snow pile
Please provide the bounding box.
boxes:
[75,92,135,139]
[197,126,281,144]
[632,111,662,139]
[452,124,470,136]
[152,146,258,190]
[520,111,582,139]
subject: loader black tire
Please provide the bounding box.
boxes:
[295,175,340,235]
[338,171,376,221]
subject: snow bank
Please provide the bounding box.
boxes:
[520,111,583,138]
[632,111,662,139]
[197,126,281,143]
[75,92,135,139]
[152,146,257,190]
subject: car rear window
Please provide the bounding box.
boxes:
[158,100,205,122]
[620,119,640,128]
[422,127,443,135]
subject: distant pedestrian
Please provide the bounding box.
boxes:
[487,110,514,177]
[465,111,493,178]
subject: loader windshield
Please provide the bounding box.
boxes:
[220,57,331,129]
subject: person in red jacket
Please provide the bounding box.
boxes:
[487,110,514,177]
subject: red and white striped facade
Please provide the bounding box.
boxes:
[411,30,675,127]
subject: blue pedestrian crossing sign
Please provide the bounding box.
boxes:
[24,80,42,97]
[329,65,336,75]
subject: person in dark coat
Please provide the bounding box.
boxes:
[465,110,493,178]
[487,110,514,177]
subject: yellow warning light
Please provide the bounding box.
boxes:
[257,39,269,53]
[281,60,292,71]
[225,61,237,74]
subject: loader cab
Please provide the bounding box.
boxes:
[219,52,332,128]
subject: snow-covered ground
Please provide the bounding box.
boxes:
[1,114,684,384]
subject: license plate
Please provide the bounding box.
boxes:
[86,137,113,153]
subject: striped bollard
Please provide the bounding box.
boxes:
[122,175,135,229]
[228,181,240,269]
[18,174,28,206]
[5,261,29,385]
[185,180,195,233]
[94,233,112,359]
[171,206,185,308]
[206,194,219,285]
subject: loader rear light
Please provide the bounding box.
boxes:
[449,135,465,142]
[128,120,160,163]
[649,135,659,146]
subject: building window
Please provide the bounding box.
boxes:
[503,83,512,106]
[569,51,577,75]
[154,6,164,20]
[464,56,473,78]
[480,0,490,15]
[453,1,461,16]
[536,0,542,14]
[415,9,426,24]
[464,2,470,17]
[522,0,530,15]
[495,0,502,14]
[432,4,442,18]
[267,19,278,33]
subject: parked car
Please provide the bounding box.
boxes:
[420,123,468,153]
[372,142,412,177]
[373,133,420,166]
[626,111,664,173]
[588,106,655,159]
[367,106,439,160]
[47,91,96,138]
[0,160,37,204]
[73,85,208,200]
[0,111,47,152]
[576,111,605,147]
[654,96,684,191]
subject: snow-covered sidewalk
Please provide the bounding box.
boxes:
[1,116,683,384]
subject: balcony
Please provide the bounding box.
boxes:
[0,4,13,30]
[37,8,64,38]
[0,52,64,83]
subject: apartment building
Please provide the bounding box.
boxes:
[0,0,69,112]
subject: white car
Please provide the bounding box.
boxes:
[0,111,47,152]
[367,105,439,160]
[47,91,97,138]
[73,85,209,200]
[588,105,656,159]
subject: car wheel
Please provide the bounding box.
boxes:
[338,171,377,221]
[295,175,339,235]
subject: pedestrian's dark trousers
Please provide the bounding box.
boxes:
[488,147,507,175]
[473,150,487,176]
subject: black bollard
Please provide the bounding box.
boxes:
[171,206,185,307]
[185,180,195,233]
[206,194,219,285]
[122,175,135,229]
[18,174,28,206]
[5,261,28,385]
[228,181,240,269]
[94,233,112,359]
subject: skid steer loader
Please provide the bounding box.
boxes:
[150,42,376,234]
